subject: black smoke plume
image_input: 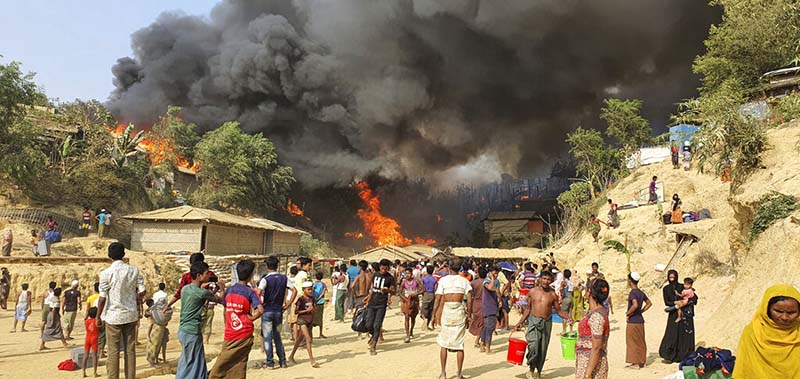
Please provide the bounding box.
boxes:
[109,0,718,188]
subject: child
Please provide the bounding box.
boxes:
[400,265,422,343]
[12,283,32,332]
[312,271,327,338]
[666,277,695,323]
[289,281,319,368]
[209,260,263,378]
[83,307,100,377]
[176,261,225,379]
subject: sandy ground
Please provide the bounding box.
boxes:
[0,290,697,379]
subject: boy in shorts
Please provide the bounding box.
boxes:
[83,307,100,377]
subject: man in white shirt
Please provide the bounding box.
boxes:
[97,242,145,379]
[152,283,168,304]
[433,259,472,379]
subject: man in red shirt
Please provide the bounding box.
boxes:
[167,253,216,308]
[209,260,263,378]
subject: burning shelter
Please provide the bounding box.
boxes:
[350,245,431,263]
[483,211,548,248]
[125,205,308,255]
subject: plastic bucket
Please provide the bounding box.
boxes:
[507,335,527,365]
[552,311,563,323]
[560,332,578,360]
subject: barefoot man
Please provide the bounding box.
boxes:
[433,258,472,379]
[515,270,568,379]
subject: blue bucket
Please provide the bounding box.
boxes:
[552,311,562,323]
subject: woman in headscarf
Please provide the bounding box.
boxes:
[733,284,800,379]
[670,194,683,224]
[658,270,697,362]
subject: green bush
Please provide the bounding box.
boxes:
[772,92,800,124]
[749,191,797,241]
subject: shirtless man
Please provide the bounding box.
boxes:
[515,271,568,379]
[350,260,370,338]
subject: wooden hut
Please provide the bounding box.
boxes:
[125,206,308,256]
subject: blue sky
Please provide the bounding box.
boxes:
[0,1,218,102]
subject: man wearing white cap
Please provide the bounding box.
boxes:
[625,272,652,369]
[62,279,82,339]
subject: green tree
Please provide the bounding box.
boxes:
[299,235,335,257]
[0,60,46,134]
[191,122,295,215]
[694,0,800,94]
[148,106,201,164]
[566,127,623,197]
[674,79,767,183]
[600,98,652,157]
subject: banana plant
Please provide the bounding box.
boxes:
[604,235,642,274]
[109,123,145,167]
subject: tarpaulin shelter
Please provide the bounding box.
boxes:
[669,124,700,147]
[350,245,429,263]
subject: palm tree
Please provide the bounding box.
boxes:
[604,235,642,274]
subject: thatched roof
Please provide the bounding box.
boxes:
[125,206,307,235]
[451,247,541,260]
[350,245,428,263]
[250,218,310,236]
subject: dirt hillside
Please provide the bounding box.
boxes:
[550,120,800,351]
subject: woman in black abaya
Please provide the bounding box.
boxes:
[658,269,698,363]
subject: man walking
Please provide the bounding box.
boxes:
[97,242,145,379]
[257,256,296,369]
[1,227,12,256]
[62,280,81,339]
[515,270,568,379]
[363,259,395,355]
[345,260,359,312]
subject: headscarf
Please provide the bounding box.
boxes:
[665,269,681,295]
[733,284,800,379]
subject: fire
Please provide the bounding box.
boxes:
[111,123,199,172]
[520,195,530,201]
[344,231,364,239]
[286,199,305,217]
[435,214,444,223]
[352,181,435,247]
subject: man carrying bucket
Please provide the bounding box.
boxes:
[514,270,568,379]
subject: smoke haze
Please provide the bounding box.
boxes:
[109,0,718,187]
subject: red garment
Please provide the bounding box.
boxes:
[84,318,99,352]
[222,284,262,341]
[57,359,78,371]
[173,270,216,299]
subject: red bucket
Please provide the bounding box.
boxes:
[507,333,527,365]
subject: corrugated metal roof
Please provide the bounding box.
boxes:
[124,205,274,231]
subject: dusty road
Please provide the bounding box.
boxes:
[0,291,696,379]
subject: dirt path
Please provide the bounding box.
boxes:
[0,292,698,379]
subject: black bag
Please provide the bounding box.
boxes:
[351,305,369,333]
[663,213,672,225]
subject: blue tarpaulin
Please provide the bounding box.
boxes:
[669,124,700,146]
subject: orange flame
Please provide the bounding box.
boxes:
[352,182,435,247]
[286,199,305,217]
[110,123,199,173]
[344,231,364,239]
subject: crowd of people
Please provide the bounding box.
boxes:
[1,242,798,379]
[0,208,113,258]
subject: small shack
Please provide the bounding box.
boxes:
[483,211,546,244]
[125,206,309,256]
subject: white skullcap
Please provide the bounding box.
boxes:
[630,272,641,282]
[71,280,79,288]
[301,281,313,288]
